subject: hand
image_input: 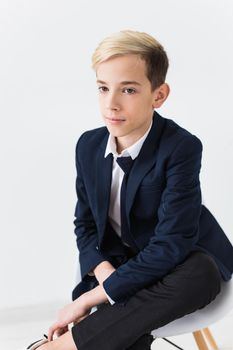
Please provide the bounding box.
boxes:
[48,297,92,341]
[54,325,69,338]
[47,282,112,341]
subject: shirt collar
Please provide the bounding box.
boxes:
[104,121,153,160]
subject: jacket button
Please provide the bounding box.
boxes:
[96,245,99,250]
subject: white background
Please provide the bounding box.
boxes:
[0,0,232,310]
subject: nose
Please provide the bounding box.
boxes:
[107,92,121,111]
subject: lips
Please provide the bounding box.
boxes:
[106,116,125,121]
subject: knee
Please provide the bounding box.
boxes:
[186,251,222,303]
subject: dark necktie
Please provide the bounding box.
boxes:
[116,156,134,247]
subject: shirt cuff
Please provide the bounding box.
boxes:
[103,286,115,305]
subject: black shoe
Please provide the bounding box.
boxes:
[26,334,48,349]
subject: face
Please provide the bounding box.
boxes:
[96,54,169,152]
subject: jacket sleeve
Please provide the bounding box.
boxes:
[103,134,203,304]
[74,134,107,281]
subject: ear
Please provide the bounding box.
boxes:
[152,83,170,108]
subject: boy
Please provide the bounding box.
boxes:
[27,30,233,350]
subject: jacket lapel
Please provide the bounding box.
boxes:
[95,133,113,243]
[126,112,166,220]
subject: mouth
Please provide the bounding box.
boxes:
[105,116,126,123]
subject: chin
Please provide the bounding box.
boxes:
[107,130,121,137]
[105,125,125,136]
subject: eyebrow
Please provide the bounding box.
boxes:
[96,79,142,86]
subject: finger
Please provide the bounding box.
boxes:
[56,326,68,337]
[48,323,59,341]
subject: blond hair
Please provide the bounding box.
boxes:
[92,30,169,91]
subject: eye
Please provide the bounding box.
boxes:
[122,88,136,94]
[98,86,108,93]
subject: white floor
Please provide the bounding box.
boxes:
[0,302,232,350]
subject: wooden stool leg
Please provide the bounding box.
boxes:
[202,327,219,350]
[193,330,210,350]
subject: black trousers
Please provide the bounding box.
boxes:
[71,251,222,350]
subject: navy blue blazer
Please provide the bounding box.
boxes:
[72,111,233,304]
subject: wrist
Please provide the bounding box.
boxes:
[74,293,92,312]
[94,261,116,284]
[86,285,109,307]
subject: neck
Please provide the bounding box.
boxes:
[115,120,152,154]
